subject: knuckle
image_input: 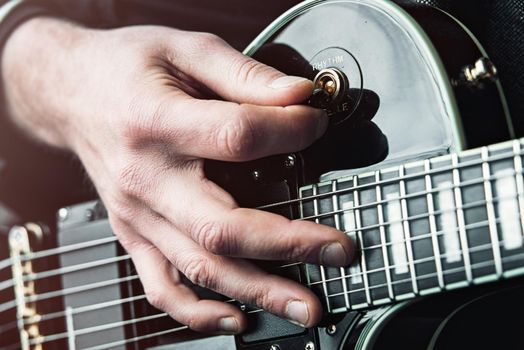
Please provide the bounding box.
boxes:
[116,160,150,200]
[231,57,272,85]
[191,219,232,255]
[251,285,273,312]
[181,256,215,288]
[286,243,311,261]
[124,95,170,145]
[145,289,168,311]
[216,107,256,160]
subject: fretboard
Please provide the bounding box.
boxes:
[300,139,524,314]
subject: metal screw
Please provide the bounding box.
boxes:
[305,341,315,350]
[270,345,281,350]
[284,155,296,169]
[58,208,69,222]
[11,227,25,242]
[252,170,261,181]
[326,324,337,335]
[85,209,94,221]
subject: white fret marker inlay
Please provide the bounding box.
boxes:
[437,181,462,263]
[495,168,523,250]
[385,193,409,274]
[342,201,363,284]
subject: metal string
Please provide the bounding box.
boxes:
[15,218,522,344]
[9,172,519,290]
[0,191,517,315]
[27,247,524,349]
[1,145,520,270]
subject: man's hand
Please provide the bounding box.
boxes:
[2,18,354,333]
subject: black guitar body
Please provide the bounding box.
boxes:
[206,1,514,349]
[0,1,520,350]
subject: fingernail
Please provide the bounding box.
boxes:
[321,242,348,266]
[218,316,239,333]
[315,110,329,139]
[285,300,309,327]
[269,75,309,89]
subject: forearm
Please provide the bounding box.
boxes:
[1,16,91,149]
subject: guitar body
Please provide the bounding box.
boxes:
[0,1,518,350]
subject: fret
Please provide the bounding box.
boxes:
[424,160,445,289]
[452,153,473,283]
[481,147,503,277]
[512,140,524,238]
[352,176,372,305]
[488,143,524,275]
[66,307,76,350]
[331,180,350,310]
[398,166,418,294]
[375,171,394,300]
[312,184,331,312]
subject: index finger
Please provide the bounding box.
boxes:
[146,96,328,162]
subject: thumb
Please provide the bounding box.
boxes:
[170,32,313,106]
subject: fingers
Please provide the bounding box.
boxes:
[114,224,247,334]
[138,217,324,328]
[165,31,313,106]
[142,172,354,267]
[148,96,328,162]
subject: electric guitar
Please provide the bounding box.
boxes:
[2,0,523,349]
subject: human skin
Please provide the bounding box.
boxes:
[1,17,354,334]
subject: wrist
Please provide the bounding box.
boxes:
[1,16,93,150]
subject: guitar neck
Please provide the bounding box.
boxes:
[300,138,524,314]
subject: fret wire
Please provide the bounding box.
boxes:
[452,153,473,283]
[353,176,372,305]
[399,165,418,293]
[424,160,445,289]
[313,184,331,312]
[512,140,524,240]
[65,307,76,350]
[375,171,394,300]
[324,249,524,300]
[258,146,524,211]
[331,180,350,309]
[481,147,503,276]
[300,170,524,224]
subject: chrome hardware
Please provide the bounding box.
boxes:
[311,68,349,109]
[326,324,337,335]
[252,170,262,181]
[453,57,498,88]
[284,155,296,169]
[9,224,45,350]
[270,345,281,350]
[58,207,69,222]
[305,341,315,350]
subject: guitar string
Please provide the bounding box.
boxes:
[15,217,520,337]
[1,147,520,340]
[5,170,519,291]
[28,249,524,349]
[0,190,518,315]
[0,145,520,272]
